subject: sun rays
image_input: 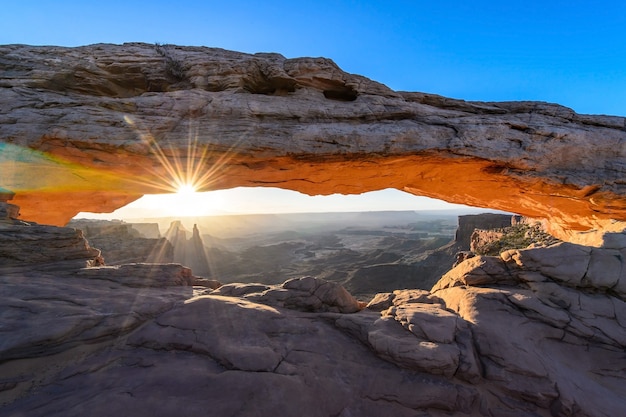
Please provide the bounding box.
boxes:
[122,115,242,197]
[176,183,197,195]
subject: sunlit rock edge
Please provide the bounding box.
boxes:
[1,43,625,244]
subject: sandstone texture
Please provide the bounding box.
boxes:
[0,220,101,270]
[2,43,626,416]
[2,214,626,416]
[213,276,362,313]
[68,219,174,265]
[1,43,625,241]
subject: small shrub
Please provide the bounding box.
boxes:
[154,43,186,81]
[473,223,560,256]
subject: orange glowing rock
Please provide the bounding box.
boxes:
[0,43,624,242]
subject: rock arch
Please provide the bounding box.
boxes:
[1,43,625,241]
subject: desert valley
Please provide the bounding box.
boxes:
[1,43,625,417]
[70,210,465,299]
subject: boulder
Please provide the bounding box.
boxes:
[213,276,361,313]
[75,263,202,287]
[431,255,515,291]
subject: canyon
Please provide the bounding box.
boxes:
[1,44,626,416]
[2,203,625,416]
[70,211,461,298]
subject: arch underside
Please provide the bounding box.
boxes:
[0,43,624,242]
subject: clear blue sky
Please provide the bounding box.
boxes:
[2,1,625,217]
[3,0,625,116]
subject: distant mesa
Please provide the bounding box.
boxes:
[68,218,174,266]
[454,213,515,250]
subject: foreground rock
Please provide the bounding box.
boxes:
[1,44,625,238]
[213,276,361,313]
[2,224,625,416]
[0,221,102,270]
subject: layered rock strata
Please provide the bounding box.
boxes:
[68,219,174,265]
[0,221,102,270]
[1,43,626,416]
[2,252,625,416]
[1,43,625,240]
[2,205,625,416]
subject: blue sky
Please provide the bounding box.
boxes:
[3,0,625,115]
[2,1,625,217]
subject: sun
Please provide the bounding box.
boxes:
[168,183,212,217]
[176,183,197,195]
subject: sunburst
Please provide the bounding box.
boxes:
[175,182,197,195]
[122,115,242,197]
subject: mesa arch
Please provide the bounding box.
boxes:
[1,43,625,242]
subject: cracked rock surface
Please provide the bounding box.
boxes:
[1,217,626,416]
[2,245,625,415]
[1,43,625,239]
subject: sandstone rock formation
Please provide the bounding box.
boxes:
[2,43,626,416]
[0,219,102,270]
[69,219,174,265]
[163,221,211,276]
[455,213,516,250]
[470,220,561,256]
[213,276,362,313]
[0,206,218,288]
[2,221,625,415]
[1,43,625,241]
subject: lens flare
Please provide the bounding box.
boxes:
[176,183,197,195]
[122,115,244,196]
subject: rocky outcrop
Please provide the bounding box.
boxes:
[1,206,626,416]
[2,247,625,416]
[76,263,220,289]
[470,221,561,255]
[433,241,626,298]
[163,221,211,276]
[1,44,625,240]
[68,219,174,264]
[455,213,516,250]
[212,276,361,313]
[0,220,102,270]
[424,244,626,416]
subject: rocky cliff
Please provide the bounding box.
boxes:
[1,43,625,241]
[1,208,625,416]
[163,221,211,276]
[454,213,516,250]
[0,203,102,270]
[68,219,174,264]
